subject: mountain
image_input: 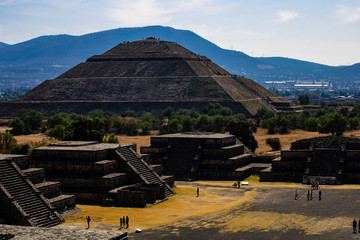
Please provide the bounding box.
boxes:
[0,42,8,48]
[0,26,358,90]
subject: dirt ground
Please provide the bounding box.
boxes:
[57,177,360,239]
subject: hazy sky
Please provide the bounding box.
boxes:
[0,0,359,66]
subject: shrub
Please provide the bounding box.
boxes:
[266,138,281,151]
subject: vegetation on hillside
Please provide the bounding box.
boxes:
[8,101,360,154]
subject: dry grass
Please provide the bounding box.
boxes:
[254,128,360,157]
[3,125,360,155]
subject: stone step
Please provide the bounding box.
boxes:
[34,181,62,198]
[0,159,63,227]
[49,194,76,212]
[22,168,46,184]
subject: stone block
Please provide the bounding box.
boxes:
[22,168,46,184]
[34,181,61,199]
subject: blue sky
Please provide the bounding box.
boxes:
[0,0,359,66]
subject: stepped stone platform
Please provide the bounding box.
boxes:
[141,132,256,181]
[260,136,360,184]
[0,224,127,240]
[0,38,291,117]
[0,155,68,228]
[30,141,174,208]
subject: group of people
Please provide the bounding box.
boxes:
[232,179,241,188]
[311,180,320,190]
[120,216,130,228]
[294,187,322,201]
[353,219,360,233]
[85,215,130,229]
[306,189,322,201]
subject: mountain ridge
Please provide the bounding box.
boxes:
[0,26,358,90]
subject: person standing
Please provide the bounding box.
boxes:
[237,179,240,188]
[86,216,91,228]
[307,190,310,201]
[353,219,357,233]
[358,219,360,233]
[319,190,322,201]
[197,187,199,197]
[310,189,313,200]
[120,216,123,228]
[295,189,298,200]
[126,216,129,228]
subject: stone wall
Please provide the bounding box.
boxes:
[0,101,253,117]
[261,136,360,184]
[0,224,128,240]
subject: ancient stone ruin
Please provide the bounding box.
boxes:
[0,154,74,227]
[0,38,290,117]
[140,132,267,181]
[260,136,360,184]
[30,141,174,207]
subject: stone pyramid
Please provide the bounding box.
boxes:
[2,38,288,116]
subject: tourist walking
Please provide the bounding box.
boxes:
[86,216,91,228]
[295,189,298,200]
[319,190,322,201]
[354,219,357,233]
[307,190,310,201]
[120,216,123,228]
[126,216,129,228]
[197,187,199,197]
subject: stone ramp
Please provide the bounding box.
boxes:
[117,147,174,197]
[0,159,63,227]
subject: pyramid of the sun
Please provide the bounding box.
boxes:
[1,38,289,116]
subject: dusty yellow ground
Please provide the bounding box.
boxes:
[61,184,256,232]
[59,177,357,235]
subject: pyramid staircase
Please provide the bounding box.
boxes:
[0,159,63,227]
[117,147,174,197]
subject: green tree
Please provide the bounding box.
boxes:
[114,119,126,134]
[348,117,359,130]
[228,117,258,152]
[63,117,105,142]
[161,107,174,119]
[318,112,347,136]
[339,107,349,117]
[168,119,180,133]
[0,132,17,154]
[181,116,193,132]
[48,125,65,139]
[212,115,226,133]
[103,133,119,143]
[266,138,281,151]
[125,119,138,136]
[47,113,69,129]
[9,118,25,135]
[140,121,152,135]
[195,115,212,131]
[262,116,277,134]
[255,107,275,120]
[203,103,232,116]
[10,110,43,135]
[304,118,319,132]
[298,94,310,105]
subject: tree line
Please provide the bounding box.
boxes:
[6,101,360,155]
[7,104,258,152]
